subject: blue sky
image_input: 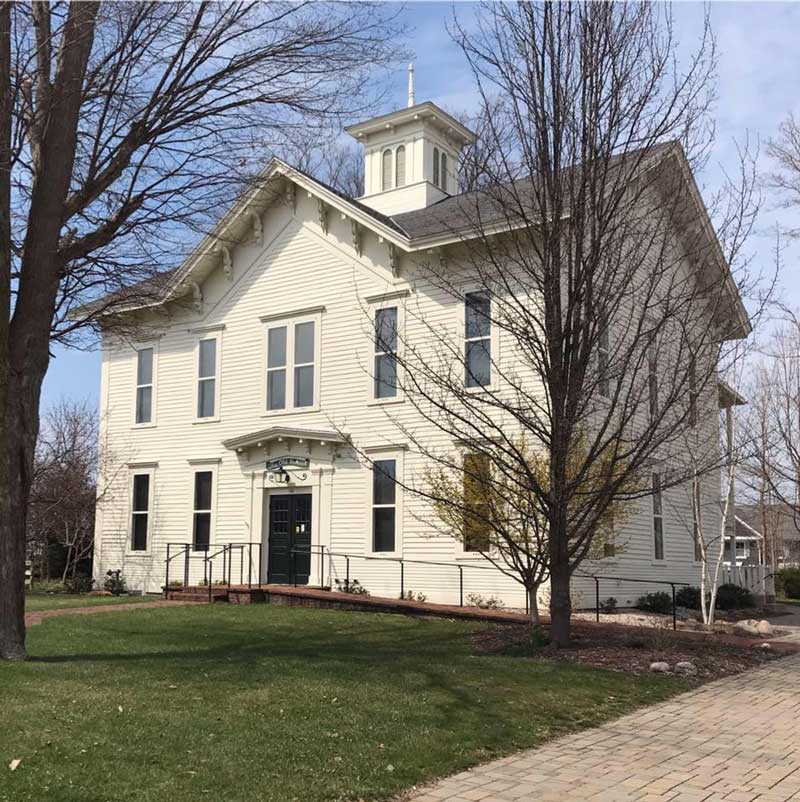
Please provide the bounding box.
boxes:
[41,1,800,412]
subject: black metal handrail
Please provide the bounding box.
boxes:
[164,541,262,601]
[575,570,692,630]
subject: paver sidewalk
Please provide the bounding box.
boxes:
[407,655,800,802]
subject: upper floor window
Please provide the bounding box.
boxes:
[135,347,154,424]
[265,316,319,412]
[395,146,406,188]
[598,317,610,398]
[374,307,398,399]
[130,472,151,552]
[689,356,697,428]
[372,458,397,552]
[382,149,392,191]
[197,337,218,419]
[440,152,448,192]
[433,147,440,188]
[465,291,491,388]
[192,470,213,552]
[652,472,664,560]
[648,351,658,420]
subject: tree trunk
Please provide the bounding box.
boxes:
[549,562,572,647]
[528,587,540,626]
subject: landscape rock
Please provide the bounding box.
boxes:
[733,620,761,637]
[756,620,773,636]
[758,642,773,651]
[674,661,697,676]
[649,661,670,673]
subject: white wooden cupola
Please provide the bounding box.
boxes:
[345,64,476,215]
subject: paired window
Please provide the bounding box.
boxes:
[432,147,447,191]
[135,347,154,424]
[266,320,317,411]
[130,473,151,551]
[433,147,440,188]
[197,337,218,419]
[374,307,398,399]
[395,146,406,187]
[465,291,492,388]
[463,453,491,553]
[652,472,664,560]
[382,149,392,191]
[192,471,213,552]
[372,459,397,552]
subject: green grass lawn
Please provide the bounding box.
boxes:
[24,592,162,612]
[2,605,683,802]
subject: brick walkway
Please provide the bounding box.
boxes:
[25,599,200,627]
[407,655,800,802]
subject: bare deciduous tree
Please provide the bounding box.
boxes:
[0,1,404,659]
[368,2,758,647]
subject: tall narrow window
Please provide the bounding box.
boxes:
[463,453,491,552]
[440,152,448,191]
[598,319,610,398]
[135,347,154,424]
[652,472,664,560]
[130,473,150,551]
[689,356,698,428]
[395,146,406,188]
[465,292,491,388]
[197,338,217,418]
[433,147,440,187]
[374,307,398,399]
[382,149,392,191]
[294,321,315,407]
[372,459,397,552]
[648,351,658,420]
[192,471,213,552]
[267,326,287,410]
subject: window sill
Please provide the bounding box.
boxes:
[125,550,152,558]
[131,422,157,430]
[366,397,405,407]
[650,559,667,566]
[193,417,221,425]
[261,406,321,418]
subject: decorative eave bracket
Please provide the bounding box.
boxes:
[189,281,203,311]
[379,236,399,278]
[216,243,233,281]
[317,199,328,234]
[249,211,263,246]
[350,219,362,256]
[285,181,296,213]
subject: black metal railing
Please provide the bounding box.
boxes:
[575,571,692,630]
[165,540,694,629]
[164,541,262,603]
[290,544,530,612]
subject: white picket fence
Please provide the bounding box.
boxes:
[720,564,775,602]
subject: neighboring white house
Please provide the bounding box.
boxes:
[91,86,749,609]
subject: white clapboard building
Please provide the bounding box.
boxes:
[91,83,748,609]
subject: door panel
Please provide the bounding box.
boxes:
[267,493,312,585]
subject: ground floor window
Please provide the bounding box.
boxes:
[463,452,491,552]
[130,473,151,551]
[192,470,213,551]
[652,472,664,560]
[372,459,397,552]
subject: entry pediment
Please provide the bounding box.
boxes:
[222,426,347,453]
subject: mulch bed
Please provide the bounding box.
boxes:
[473,623,783,683]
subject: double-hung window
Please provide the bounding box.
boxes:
[264,313,320,413]
[374,307,398,399]
[648,351,659,421]
[598,318,610,398]
[135,347,154,424]
[130,473,151,551]
[372,459,397,552]
[197,337,218,419]
[463,453,491,553]
[689,356,698,428]
[465,291,492,388]
[433,147,440,188]
[192,471,213,552]
[652,472,664,560]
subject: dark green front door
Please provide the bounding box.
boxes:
[267,493,312,585]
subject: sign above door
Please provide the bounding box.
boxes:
[266,455,310,472]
